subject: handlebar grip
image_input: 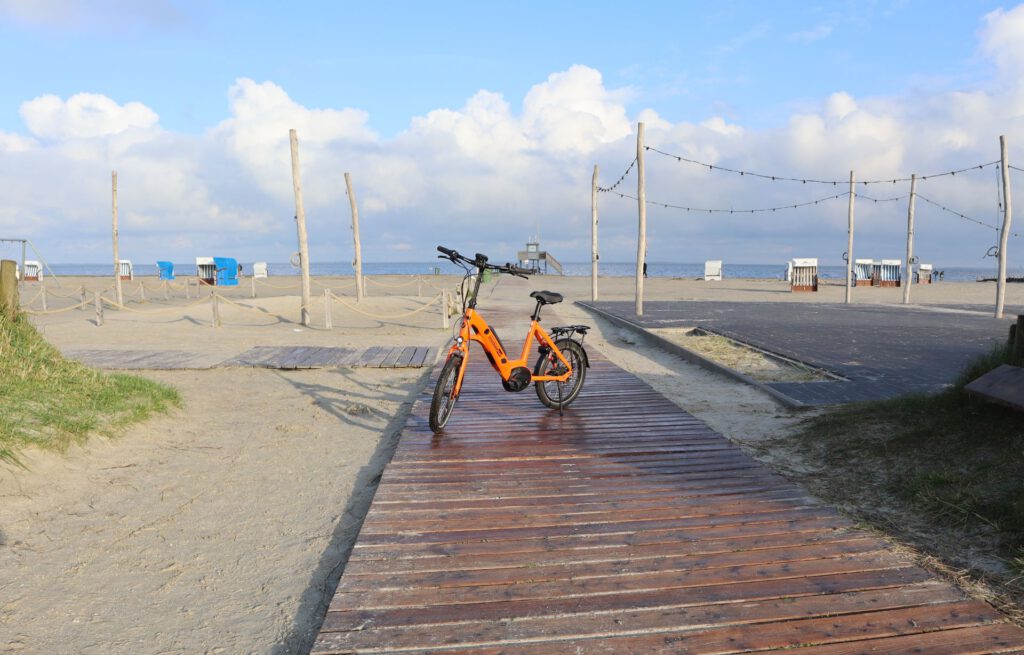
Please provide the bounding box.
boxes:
[437,246,456,257]
[509,265,533,276]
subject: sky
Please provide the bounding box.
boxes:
[1,0,1023,268]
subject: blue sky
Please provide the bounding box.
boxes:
[0,0,1022,267]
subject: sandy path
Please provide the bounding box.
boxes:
[1,274,1019,654]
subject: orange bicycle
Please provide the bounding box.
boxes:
[429,246,590,432]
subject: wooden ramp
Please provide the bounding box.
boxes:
[313,351,1024,653]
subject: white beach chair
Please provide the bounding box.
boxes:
[703,260,723,281]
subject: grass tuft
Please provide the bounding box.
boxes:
[780,339,1024,597]
[0,310,180,466]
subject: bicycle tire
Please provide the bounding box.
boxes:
[534,339,586,409]
[429,355,462,432]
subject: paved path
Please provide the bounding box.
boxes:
[311,345,1024,653]
[584,300,1012,405]
[62,345,435,370]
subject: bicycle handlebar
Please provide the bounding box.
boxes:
[436,245,533,278]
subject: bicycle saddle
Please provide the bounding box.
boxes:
[530,290,563,305]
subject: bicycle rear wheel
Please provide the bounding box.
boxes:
[534,339,586,409]
[429,355,462,432]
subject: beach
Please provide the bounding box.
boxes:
[1,273,1021,653]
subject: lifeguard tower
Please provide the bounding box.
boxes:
[517,240,563,275]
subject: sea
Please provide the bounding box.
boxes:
[37,261,1018,283]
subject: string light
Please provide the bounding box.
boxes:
[916,194,1021,237]
[596,158,637,193]
[644,146,999,185]
[606,190,850,214]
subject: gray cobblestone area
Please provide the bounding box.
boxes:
[586,301,1014,405]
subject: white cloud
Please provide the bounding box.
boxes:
[790,23,833,43]
[20,93,159,140]
[4,27,1024,269]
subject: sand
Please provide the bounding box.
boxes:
[1,273,1020,653]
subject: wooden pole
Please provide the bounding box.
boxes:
[211,292,221,327]
[163,280,169,301]
[442,289,450,329]
[997,135,1013,319]
[112,171,123,307]
[635,123,646,316]
[417,277,422,297]
[0,260,18,318]
[902,174,917,305]
[79,285,86,310]
[94,291,103,326]
[289,129,312,326]
[592,164,599,302]
[139,283,145,302]
[344,172,364,303]
[185,277,191,299]
[363,275,369,298]
[251,275,256,299]
[324,289,333,329]
[40,286,47,312]
[845,170,856,304]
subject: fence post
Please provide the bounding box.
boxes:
[324,289,333,329]
[251,275,256,299]
[211,293,221,327]
[163,280,169,301]
[139,283,146,302]
[112,171,123,307]
[0,260,18,318]
[40,286,47,312]
[79,285,86,310]
[417,277,422,297]
[185,278,191,299]
[94,292,104,326]
[363,275,369,298]
[442,290,450,329]
[289,128,312,326]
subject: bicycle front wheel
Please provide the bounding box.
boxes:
[535,339,586,409]
[429,355,462,432]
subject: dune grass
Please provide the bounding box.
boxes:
[0,310,180,466]
[782,340,1024,588]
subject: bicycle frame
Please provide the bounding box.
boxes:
[446,307,574,397]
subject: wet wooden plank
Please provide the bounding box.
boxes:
[311,312,1024,654]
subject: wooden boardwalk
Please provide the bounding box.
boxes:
[313,350,1024,653]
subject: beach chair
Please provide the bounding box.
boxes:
[253,262,268,278]
[214,257,239,286]
[854,259,873,286]
[918,263,933,284]
[703,260,723,281]
[118,260,133,281]
[157,261,175,280]
[878,259,901,287]
[23,260,42,281]
[790,258,818,292]
[196,257,216,285]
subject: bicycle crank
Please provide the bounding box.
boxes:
[501,366,532,392]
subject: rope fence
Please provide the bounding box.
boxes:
[19,275,464,330]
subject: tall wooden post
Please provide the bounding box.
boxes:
[0,260,18,318]
[997,135,1014,319]
[344,172,364,303]
[591,164,599,302]
[289,129,312,326]
[902,174,917,305]
[112,171,123,307]
[845,170,856,305]
[211,292,221,327]
[324,289,333,329]
[635,122,646,316]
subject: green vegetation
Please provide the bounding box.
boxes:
[783,341,1024,585]
[0,310,180,466]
